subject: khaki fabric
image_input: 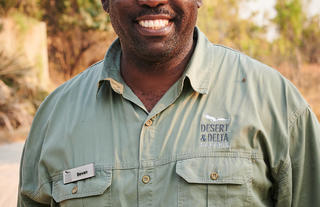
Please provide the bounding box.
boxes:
[18,28,320,207]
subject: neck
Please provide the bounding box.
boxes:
[120,34,196,112]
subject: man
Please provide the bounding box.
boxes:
[18,0,320,206]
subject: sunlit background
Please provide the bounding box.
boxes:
[0,0,319,205]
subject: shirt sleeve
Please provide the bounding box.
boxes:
[17,190,52,207]
[275,106,320,206]
[17,146,52,207]
[17,93,59,206]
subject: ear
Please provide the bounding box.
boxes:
[101,0,109,13]
[197,0,202,8]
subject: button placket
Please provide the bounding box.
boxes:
[139,115,158,161]
[138,169,154,206]
[145,119,153,127]
[138,115,158,205]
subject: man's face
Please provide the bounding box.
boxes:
[102,0,202,62]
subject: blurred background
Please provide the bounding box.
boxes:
[0,0,319,205]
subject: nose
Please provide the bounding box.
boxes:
[137,0,168,7]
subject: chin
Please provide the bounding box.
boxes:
[134,40,178,61]
[138,47,176,63]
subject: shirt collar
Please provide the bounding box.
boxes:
[97,39,124,95]
[97,26,211,95]
[184,27,211,94]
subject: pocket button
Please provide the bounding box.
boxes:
[210,172,219,180]
[142,175,151,184]
[72,186,78,194]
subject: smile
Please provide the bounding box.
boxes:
[135,14,174,36]
[138,19,169,30]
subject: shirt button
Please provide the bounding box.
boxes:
[72,186,78,194]
[145,119,153,127]
[142,175,151,184]
[210,172,219,180]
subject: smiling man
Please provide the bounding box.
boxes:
[104,0,201,112]
[18,0,320,206]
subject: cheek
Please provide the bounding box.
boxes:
[109,10,127,31]
[179,8,198,29]
[174,2,199,22]
[111,0,134,13]
[109,2,135,28]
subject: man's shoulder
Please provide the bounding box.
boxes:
[205,42,290,87]
[209,43,274,75]
[205,41,308,113]
[28,60,106,134]
[33,59,106,120]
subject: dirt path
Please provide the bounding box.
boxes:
[0,142,25,207]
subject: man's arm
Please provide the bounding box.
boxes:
[17,191,51,207]
[17,93,59,206]
[17,146,52,207]
[275,106,320,206]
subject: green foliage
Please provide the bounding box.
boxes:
[198,0,242,45]
[0,49,31,129]
[16,0,111,78]
[0,48,49,131]
[17,0,42,19]
[0,50,31,85]
[272,0,320,67]
[198,0,270,62]
[0,0,18,16]
[39,0,110,33]
[0,0,41,18]
[0,0,109,32]
[11,12,38,35]
[301,15,320,63]
[274,0,305,46]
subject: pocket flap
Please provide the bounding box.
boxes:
[52,168,112,203]
[176,156,251,185]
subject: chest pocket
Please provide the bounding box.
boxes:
[176,156,252,207]
[52,168,112,207]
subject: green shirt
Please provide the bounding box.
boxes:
[18,28,320,207]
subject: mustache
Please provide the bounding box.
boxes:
[136,8,175,18]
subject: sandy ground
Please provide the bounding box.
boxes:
[0,141,25,207]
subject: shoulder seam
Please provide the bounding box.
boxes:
[54,59,104,95]
[77,60,103,80]
[212,44,242,54]
[89,60,104,68]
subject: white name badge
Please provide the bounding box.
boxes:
[63,163,95,184]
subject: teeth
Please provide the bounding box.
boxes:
[138,19,169,29]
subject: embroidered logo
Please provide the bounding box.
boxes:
[200,114,231,148]
[204,114,229,122]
